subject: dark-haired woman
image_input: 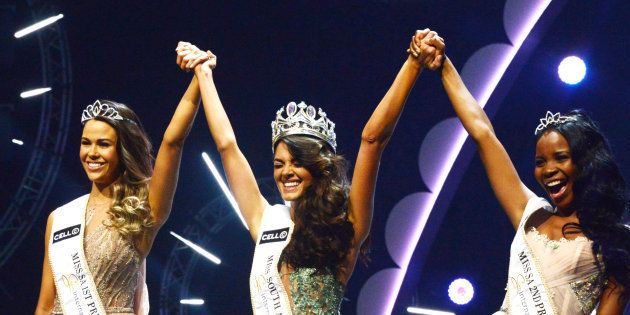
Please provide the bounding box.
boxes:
[34,47,208,314]
[176,30,440,314]
[411,31,630,314]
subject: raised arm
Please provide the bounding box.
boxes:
[140,45,205,254]
[347,30,435,250]
[188,45,267,241]
[427,33,534,228]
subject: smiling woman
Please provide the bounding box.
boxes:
[35,43,208,314]
[534,130,576,212]
[176,28,442,314]
[412,28,630,314]
[81,120,121,184]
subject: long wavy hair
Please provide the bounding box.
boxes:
[535,109,630,299]
[276,135,358,276]
[87,100,154,238]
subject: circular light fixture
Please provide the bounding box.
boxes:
[558,56,586,85]
[448,278,474,305]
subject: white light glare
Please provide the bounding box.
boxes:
[558,56,586,85]
[407,306,455,315]
[170,231,221,265]
[12,139,24,145]
[14,14,64,38]
[201,152,248,229]
[20,87,52,98]
[180,299,205,305]
[448,278,474,305]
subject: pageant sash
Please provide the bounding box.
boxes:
[500,197,557,315]
[48,195,106,315]
[250,204,294,315]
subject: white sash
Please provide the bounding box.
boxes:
[249,204,294,315]
[48,195,106,315]
[499,197,558,315]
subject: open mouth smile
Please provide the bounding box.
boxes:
[86,161,105,171]
[282,180,301,193]
[545,179,568,200]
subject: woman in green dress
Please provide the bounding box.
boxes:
[176,30,442,314]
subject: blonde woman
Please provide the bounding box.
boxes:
[34,47,208,314]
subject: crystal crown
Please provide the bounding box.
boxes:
[271,101,336,152]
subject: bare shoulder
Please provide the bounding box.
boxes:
[45,211,55,239]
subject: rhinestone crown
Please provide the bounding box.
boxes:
[81,100,124,124]
[271,101,336,152]
[534,111,576,135]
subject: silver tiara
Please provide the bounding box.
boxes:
[271,101,336,152]
[534,111,576,135]
[81,100,125,124]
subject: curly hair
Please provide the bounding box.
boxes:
[88,100,154,238]
[535,109,630,300]
[276,135,359,276]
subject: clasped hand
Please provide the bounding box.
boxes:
[175,41,217,72]
[407,28,446,70]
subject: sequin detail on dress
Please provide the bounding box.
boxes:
[53,223,141,314]
[524,225,604,314]
[289,268,344,314]
[570,273,604,313]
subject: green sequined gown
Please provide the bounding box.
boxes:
[288,267,345,314]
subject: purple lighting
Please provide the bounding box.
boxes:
[357,1,554,314]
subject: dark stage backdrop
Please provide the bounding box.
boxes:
[1,1,628,314]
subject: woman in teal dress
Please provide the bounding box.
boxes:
[175,31,442,314]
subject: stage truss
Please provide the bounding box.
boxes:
[0,0,72,267]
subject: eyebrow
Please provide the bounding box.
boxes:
[535,149,570,158]
[81,137,114,142]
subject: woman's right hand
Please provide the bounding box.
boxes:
[408,29,445,70]
[196,50,217,73]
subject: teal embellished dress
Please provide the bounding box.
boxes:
[288,268,345,314]
[250,203,345,314]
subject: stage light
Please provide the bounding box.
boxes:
[170,231,221,265]
[448,278,474,305]
[558,56,586,85]
[180,299,205,305]
[14,14,64,38]
[407,306,455,315]
[12,139,24,146]
[20,87,51,98]
[201,152,248,229]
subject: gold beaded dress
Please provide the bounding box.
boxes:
[52,221,142,314]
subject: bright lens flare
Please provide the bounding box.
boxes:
[14,14,64,38]
[180,299,204,305]
[406,306,455,315]
[558,56,586,85]
[448,278,474,305]
[170,231,221,265]
[201,152,248,229]
[20,87,51,98]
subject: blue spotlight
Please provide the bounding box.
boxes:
[558,56,586,85]
[448,278,474,305]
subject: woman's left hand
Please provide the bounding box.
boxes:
[407,29,445,70]
[175,41,210,72]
